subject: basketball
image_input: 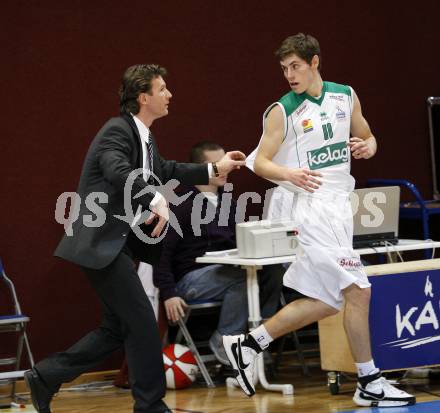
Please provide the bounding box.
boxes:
[163,344,199,389]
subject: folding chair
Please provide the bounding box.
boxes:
[175,299,222,388]
[0,258,34,404]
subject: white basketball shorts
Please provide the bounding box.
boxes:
[277,191,371,310]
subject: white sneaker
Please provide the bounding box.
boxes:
[353,373,416,407]
[223,334,257,397]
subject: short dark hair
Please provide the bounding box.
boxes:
[190,141,224,164]
[275,33,321,70]
[119,64,167,115]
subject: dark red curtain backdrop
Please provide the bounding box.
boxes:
[1,0,439,370]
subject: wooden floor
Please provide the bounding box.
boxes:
[4,362,440,413]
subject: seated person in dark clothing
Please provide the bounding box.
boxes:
[153,141,284,364]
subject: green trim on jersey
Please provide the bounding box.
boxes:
[278,91,307,117]
[325,81,351,97]
[278,81,351,112]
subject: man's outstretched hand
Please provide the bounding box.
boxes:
[216,151,246,176]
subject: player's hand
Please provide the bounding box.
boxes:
[145,195,169,237]
[164,297,188,323]
[216,151,246,176]
[348,137,374,159]
[284,168,322,192]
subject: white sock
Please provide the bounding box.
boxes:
[249,325,273,350]
[356,360,379,377]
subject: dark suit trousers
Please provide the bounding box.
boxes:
[35,247,167,413]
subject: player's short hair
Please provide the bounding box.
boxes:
[190,141,224,164]
[275,33,321,70]
[119,64,167,115]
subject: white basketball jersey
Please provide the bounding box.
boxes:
[247,81,355,197]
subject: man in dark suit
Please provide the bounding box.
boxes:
[24,64,245,413]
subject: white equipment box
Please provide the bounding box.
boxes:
[236,220,300,258]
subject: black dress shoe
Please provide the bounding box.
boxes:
[146,406,172,413]
[24,369,55,413]
[143,401,172,413]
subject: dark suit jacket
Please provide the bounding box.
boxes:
[54,114,208,270]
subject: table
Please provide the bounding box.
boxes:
[196,239,440,395]
[319,258,440,394]
[196,254,295,395]
[355,239,440,257]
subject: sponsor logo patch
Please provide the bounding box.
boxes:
[302,118,313,133]
[329,94,344,101]
[337,257,362,270]
[320,111,330,122]
[307,142,349,169]
[336,105,346,121]
[296,104,308,116]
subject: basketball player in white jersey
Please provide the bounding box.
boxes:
[223,33,415,407]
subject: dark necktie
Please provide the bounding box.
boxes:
[146,132,154,183]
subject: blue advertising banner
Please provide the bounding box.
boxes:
[369,269,440,370]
